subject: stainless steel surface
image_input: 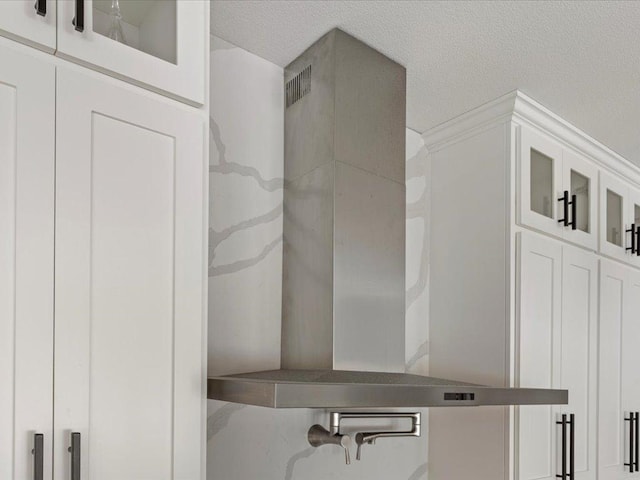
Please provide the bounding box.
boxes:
[68,432,80,480]
[307,424,352,465]
[32,433,43,480]
[281,162,335,370]
[207,369,568,408]
[282,28,406,372]
[210,28,570,410]
[333,162,405,372]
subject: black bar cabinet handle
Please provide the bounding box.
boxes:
[626,224,637,254]
[626,413,635,472]
[68,432,80,480]
[633,412,640,472]
[34,0,46,17]
[558,191,570,227]
[636,227,640,257]
[556,414,568,479]
[72,0,84,32]
[32,433,43,480]
[569,414,575,480]
[569,195,578,230]
[570,194,577,230]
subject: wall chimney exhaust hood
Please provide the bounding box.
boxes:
[207,29,568,409]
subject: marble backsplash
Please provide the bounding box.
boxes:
[208,35,430,480]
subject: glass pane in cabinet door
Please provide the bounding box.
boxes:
[570,170,590,233]
[530,149,554,218]
[92,0,177,64]
[606,189,623,246]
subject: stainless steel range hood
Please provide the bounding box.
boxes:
[207,29,567,408]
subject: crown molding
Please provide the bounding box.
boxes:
[422,90,640,187]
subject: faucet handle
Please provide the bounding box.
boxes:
[308,425,352,465]
[344,441,351,465]
[356,433,364,460]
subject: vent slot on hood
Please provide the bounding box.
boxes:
[285,64,311,107]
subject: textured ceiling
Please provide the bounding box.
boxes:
[211,0,640,166]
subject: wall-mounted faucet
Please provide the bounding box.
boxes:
[307,412,421,464]
[307,424,353,464]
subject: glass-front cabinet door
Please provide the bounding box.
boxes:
[599,171,631,263]
[57,0,205,105]
[561,150,598,250]
[519,125,563,235]
[519,125,598,250]
[627,187,640,268]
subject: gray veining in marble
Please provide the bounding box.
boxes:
[405,340,429,372]
[283,447,318,480]
[405,143,430,310]
[408,462,428,480]
[207,403,246,441]
[208,34,430,480]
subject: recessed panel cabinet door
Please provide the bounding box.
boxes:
[54,67,205,480]
[517,233,597,480]
[598,260,630,480]
[57,0,206,105]
[622,269,640,478]
[517,232,562,480]
[0,46,55,480]
[0,0,56,53]
[560,246,597,480]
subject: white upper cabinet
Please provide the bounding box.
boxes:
[520,125,598,250]
[54,66,205,480]
[0,45,55,480]
[0,0,57,52]
[599,171,640,267]
[57,0,206,105]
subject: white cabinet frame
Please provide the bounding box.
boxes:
[57,0,206,105]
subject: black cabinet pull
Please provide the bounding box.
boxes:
[34,0,46,17]
[68,432,80,480]
[633,412,640,472]
[625,413,636,472]
[71,0,84,32]
[569,414,575,480]
[32,433,43,480]
[556,414,575,480]
[556,414,568,479]
[626,224,637,254]
[570,194,577,230]
[636,227,640,257]
[558,191,575,229]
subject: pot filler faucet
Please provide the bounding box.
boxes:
[307,412,421,464]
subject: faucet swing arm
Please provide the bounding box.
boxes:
[308,411,421,464]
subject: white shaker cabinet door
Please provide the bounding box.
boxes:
[0,0,56,53]
[0,45,55,480]
[559,246,597,480]
[517,232,562,480]
[622,269,640,478]
[56,0,206,105]
[54,67,206,480]
[598,259,638,480]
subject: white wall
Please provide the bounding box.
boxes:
[208,35,430,480]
